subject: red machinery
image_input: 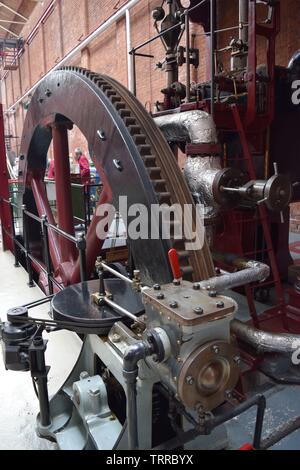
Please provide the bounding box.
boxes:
[139,0,300,335]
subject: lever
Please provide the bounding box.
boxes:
[168,248,182,284]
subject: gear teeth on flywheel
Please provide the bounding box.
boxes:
[58,66,198,280]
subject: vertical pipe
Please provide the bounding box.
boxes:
[210,0,215,119]
[185,11,191,103]
[239,0,249,43]
[126,9,134,94]
[132,52,137,96]
[51,123,76,261]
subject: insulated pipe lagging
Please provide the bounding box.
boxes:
[154,110,218,144]
[231,320,300,354]
[198,260,270,292]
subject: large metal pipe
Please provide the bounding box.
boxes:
[154,110,218,144]
[239,0,249,43]
[198,258,270,292]
[231,320,300,354]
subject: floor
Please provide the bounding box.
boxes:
[0,246,82,450]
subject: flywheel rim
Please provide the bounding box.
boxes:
[19,66,214,287]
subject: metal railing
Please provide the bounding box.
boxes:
[0,196,89,294]
[45,179,102,232]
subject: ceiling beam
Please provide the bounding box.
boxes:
[0,23,20,38]
[0,2,28,22]
[0,18,26,24]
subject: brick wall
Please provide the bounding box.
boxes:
[2,0,300,229]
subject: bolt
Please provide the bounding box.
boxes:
[185,375,195,386]
[97,129,106,141]
[173,279,181,286]
[193,283,200,290]
[170,301,178,308]
[209,290,217,298]
[112,333,121,343]
[225,390,232,400]
[216,301,225,308]
[157,293,165,300]
[234,356,241,365]
[194,307,204,315]
[153,284,161,291]
[45,89,52,97]
[212,344,220,355]
[79,371,89,380]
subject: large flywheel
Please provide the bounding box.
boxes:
[18,67,214,287]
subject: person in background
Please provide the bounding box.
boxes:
[74,147,90,185]
[47,157,55,179]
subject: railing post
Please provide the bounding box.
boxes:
[22,204,34,287]
[9,198,19,267]
[86,184,91,226]
[41,215,53,295]
[77,233,87,282]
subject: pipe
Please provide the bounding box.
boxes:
[154,110,218,144]
[210,0,215,119]
[185,11,191,103]
[239,0,249,43]
[123,341,153,450]
[197,259,270,292]
[231,320,300,354]
[261,416,300,449]
[125,9,134,94]
[5,0,141,112]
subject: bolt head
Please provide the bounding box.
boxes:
[217,301,225,309]
[79,371,89,380]
[193,283,200,290]
[209,290,218,298]
[234,356,241,365]
[112,333,121,343]
[212,344,220,354]
[170,301,178,308]
[173,279,181,286]
[185,375,195,386]
[153,284,161,291]
[157,293,165,300]
[225,390,232,400]
[194,307,204,315]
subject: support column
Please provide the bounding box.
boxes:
[51,122,76,262]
